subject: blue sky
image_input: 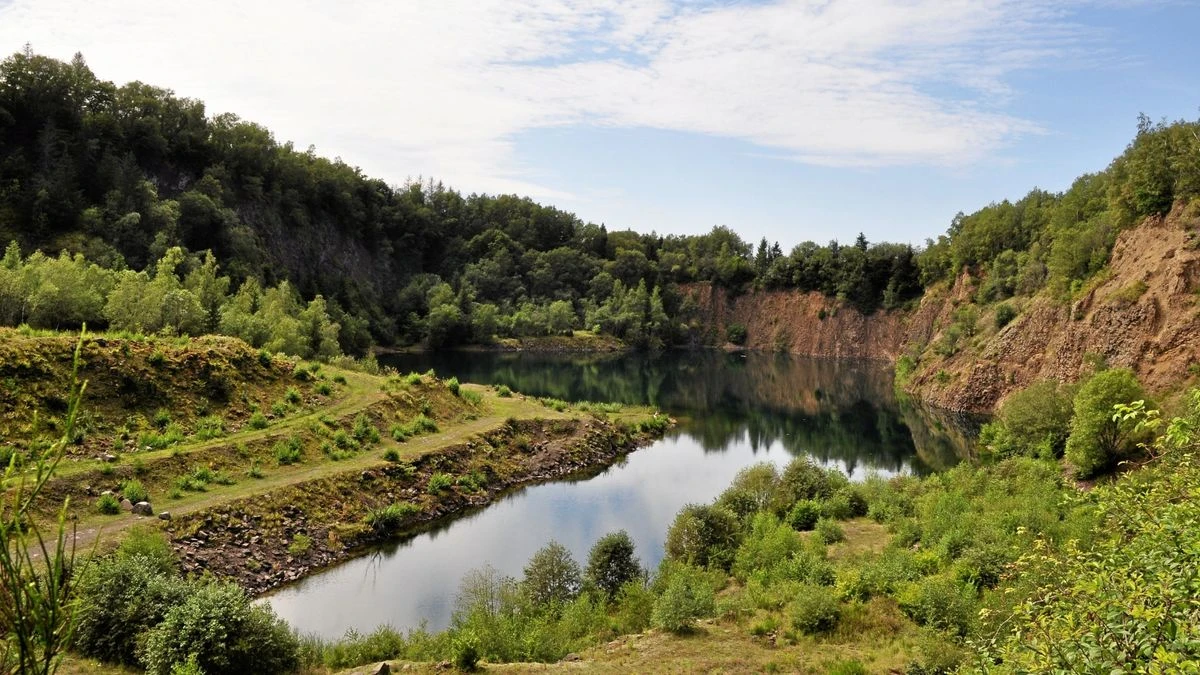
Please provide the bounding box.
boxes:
[1,0,1197,248]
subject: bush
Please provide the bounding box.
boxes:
[287,534,312,556]
[1065,369,1151,477]
[788,584,840,634]
[96,493,120,515]
[732,512,802,582]
[248,411,269,430]
[771,458,840,514]
[427,472,454,494]
[138,581,300,675]
[452,630,480,671]
[786,499,821,531]
[994,303,1017,329]
[352,413,380,444]
[651,565,716,633]
[725,323,747,345]
[897,576,976,637]
[664,503,742,570]
[981,379,1075,459]
[194,415,226,441]
[120,479,149,504]
[585,530,643,600]
[815,517,844,544]
[316,382,332,396]
[284,386,301,404]
[447,377,461,396]
[383,448,401,462]
[365,502,419,533]
[495,384,512,398]
[273,436,303,465]
[73,554,192,665]
[117,527,176,574]
[522,541,582,607]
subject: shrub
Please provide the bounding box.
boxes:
[73,554,192,665]
[257,349,273,367]
[148,350,166,367]
[452,630,480,672]
[664,503,742,570]
[352,413,380,444]
[383,448,401,462]
[980,379,1075,459]
[333,374,347,385]
[273,437,303,465]
[427,472,454,494]
[496,384,512,398]
[585,530,643,600]
[292,363,312,381]
[1065,368,1151,477]
[271,401,288,417]
[771,458,840,514]
[365,502,419,533]
[786,499,821,531]
[651,565,716,633]
[726,323,747,345]
[247,461,265,479]
[153,409,172,429]
[138,581,300,675]
[316,382,332,396]
[117,528,176,574]
[522,541,582,607]
[194,415,226,441]
[732,512,802,582]
[898,576,976,637]
[461,389,482,405]
[994,303,1017,329]
[248,412,269,430]
[788,584,840,634]
[120,479,149,504]
[815,518,844,544]
[96,493,120,515]
[447,377,461,396]
[284,386,301,404]
[288,534,312,556]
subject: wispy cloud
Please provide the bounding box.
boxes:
[0,0,1103,198]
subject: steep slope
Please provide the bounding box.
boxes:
[909,202,1200,412]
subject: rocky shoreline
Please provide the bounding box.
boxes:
[167,416,669,595]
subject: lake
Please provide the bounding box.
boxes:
[264,350,976,639]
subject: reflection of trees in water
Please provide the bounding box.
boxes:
[381,351,977,474]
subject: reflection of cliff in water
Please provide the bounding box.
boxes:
[381,350,978,475]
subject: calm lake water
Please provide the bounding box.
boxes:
[265,350,977,638]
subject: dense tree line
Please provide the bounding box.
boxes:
[1,50,1196,352]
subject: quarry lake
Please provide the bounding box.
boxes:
[265,350,977,638]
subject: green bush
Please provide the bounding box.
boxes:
[273,436,303,465]
[120,479,149,504]
[495,384,512,398]
[585,530,643,600]
[897,576,976,637]
[732,512,802,582]
[786,499,821,531]
[994,302,1017,329]
[138,581,300,675]
[284,386,301,404]
[248,411,269,430]
[725,323,747,345]
[427,472,454,494]
[365,502,420,533]
[447,377,461,396]
[73,554,192,665]
[651,565,716,633]
[814,517,844,544]
[382,448,401,462]
[452,630,480,671]
[664,503,742,570]
[1065,368,1151,477]
[980,379,1075,459]
[316,382,332,396]
[352,413,380,444]
[96,493,121,515]
[194,415,226,441]
[788,584,840,634]
[771,458,840,514]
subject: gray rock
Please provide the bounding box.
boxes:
[120,498,133,512]
[132,501,154,516]
[370,663,391,675]
[102,453,118,463]
[562,653,581,662]
[158,511,171,521]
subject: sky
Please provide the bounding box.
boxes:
[0,0,1197,249]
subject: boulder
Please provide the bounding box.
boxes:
[370,664,391,675]
[158,511,172,521]
[120,498,133,512]
[132,501,154,516]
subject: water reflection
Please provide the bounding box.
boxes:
[264,350,978,638]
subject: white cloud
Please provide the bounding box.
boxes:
[0,0,1098,199]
